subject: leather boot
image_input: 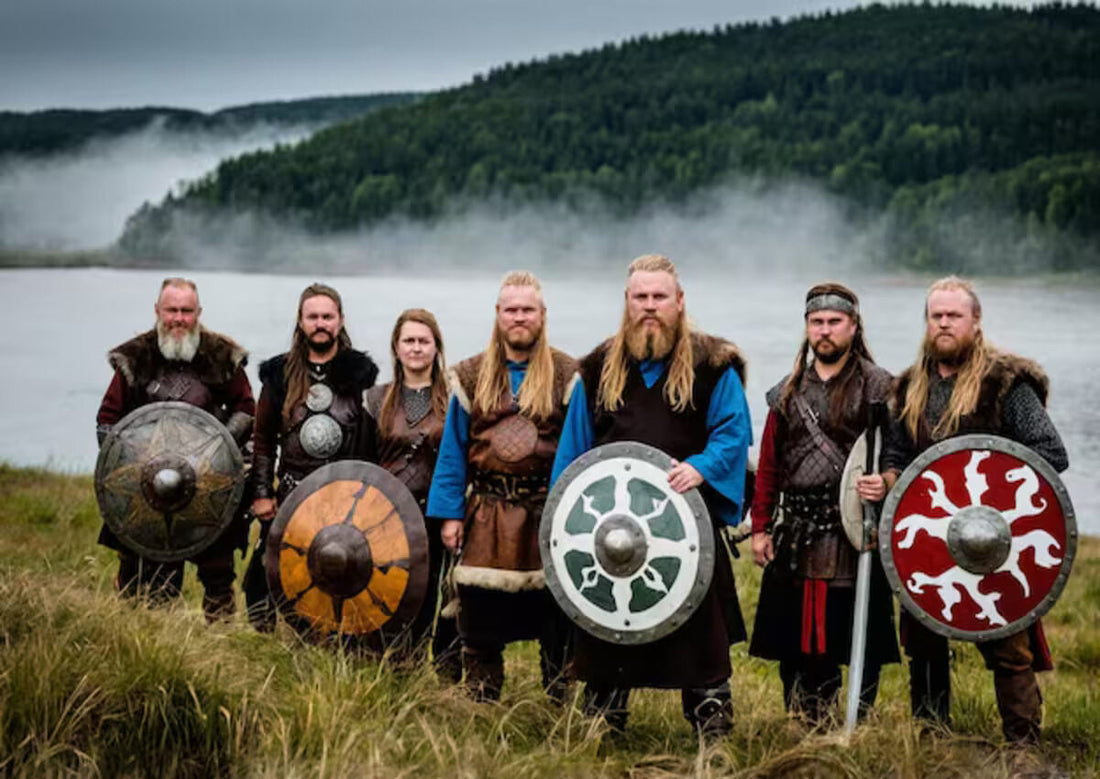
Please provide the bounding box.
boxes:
[462,645,504,702]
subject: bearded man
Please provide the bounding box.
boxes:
[550,254,752,738]
[244,283,379,632]
[426,271,576,702]
[748,283,899,725]
[96,277,255,620]
[872,276,1068,744]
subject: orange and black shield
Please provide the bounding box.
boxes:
[265,460,429,640]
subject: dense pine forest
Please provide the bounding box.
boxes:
[0,93,421,158]
[119,3,1100,270]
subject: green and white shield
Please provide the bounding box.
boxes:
[540,441,715,645]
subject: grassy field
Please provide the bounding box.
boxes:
[1,464,1097,778]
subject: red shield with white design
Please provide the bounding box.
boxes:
[880,434,1076,642]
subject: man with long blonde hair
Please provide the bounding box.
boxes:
[245,283,379,632]
[872,276,1067,743]
[550,254,752,738]
[426,271,576,702]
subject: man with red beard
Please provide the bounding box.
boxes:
[96,278,255,620]
[872,276,1067,743]
[245,283,379,632]
[426,271,575,702]
[550,254,752,738]
[748,283,899,726]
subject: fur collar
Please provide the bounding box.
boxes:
[259,348,379,396]
[108,327,247,386]
[584,330,747,385]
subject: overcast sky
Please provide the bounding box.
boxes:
[0,0,1041,112]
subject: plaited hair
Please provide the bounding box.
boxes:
[379,308,448,432]
[473,271,556,420]
[778,281,875,425]
[901,276,995,440]
[597,254,695,413]
[282,283,352,424]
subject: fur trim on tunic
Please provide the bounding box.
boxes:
[893,351,1050,414]
[258,348,379,397]
[452,564,546,592]
[108,327,247,386]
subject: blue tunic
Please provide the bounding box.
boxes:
[550,359,752,525]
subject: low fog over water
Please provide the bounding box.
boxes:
[0,122,314,251]
[2,266,1097,534]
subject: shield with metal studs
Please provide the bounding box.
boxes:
[265,460,429,639]
[95,401,246,562]
[540,441,715,645]
[840,431,881,551]
[880,434,1076,642]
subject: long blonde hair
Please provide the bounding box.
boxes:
[597,254,695,413]
[380,308,448,431]
[473,271,556,421]
[901,276,996,440]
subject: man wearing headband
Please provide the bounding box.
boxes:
[749,282,899,725]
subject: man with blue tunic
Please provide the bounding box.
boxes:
[427,271,576,702]
[550,254,752,737]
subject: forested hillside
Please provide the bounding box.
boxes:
[119,3,1100,270]
[0,93,421,157]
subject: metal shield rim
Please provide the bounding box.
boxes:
[879,433,1077,642]
[265,459,430,638]
[540,440,715,645]
[94,401,245,562]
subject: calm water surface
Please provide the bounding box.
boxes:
[3,267,1097,533]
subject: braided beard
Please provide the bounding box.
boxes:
[156,321,200,362]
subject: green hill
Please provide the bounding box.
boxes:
[119,3,1100,270]
[0,93,422,158]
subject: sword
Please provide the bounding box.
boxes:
[844,401,886,736]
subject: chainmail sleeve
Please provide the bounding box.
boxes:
[1001,382,1069,473]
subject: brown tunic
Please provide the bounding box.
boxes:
[364,382,444,506]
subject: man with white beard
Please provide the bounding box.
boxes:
[96,277,255,620]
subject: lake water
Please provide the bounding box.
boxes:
[2,266,1097,534]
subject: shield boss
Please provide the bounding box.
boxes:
[540,441,715,645]
[265,460,429,639]
[95,401,245,562]
[880,434,1076,642]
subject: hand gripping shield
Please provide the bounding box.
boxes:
[265,460,429,640]
[95,401,246,562]
[540,442,715,645]
[879,434,1076,642]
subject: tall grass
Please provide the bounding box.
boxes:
[1,465,1097,777]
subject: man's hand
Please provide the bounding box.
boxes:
[667,459,704,493]
[751,532,774,568]
[856,473,889,503]
[441,519,464,552]
[251,497,277,521]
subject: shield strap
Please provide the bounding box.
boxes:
[790,393,848,474]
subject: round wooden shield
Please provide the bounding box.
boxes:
[540,441,714,645]
[839,431,881,550]
[265,460,429,639]
[880,434,1076,642]
[95,401,245,562]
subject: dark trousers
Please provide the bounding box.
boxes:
[779,655,881,725]
[903,614,1042,743]
[583,680,734,737]
[117,547,236,622]
[243,521,277,632]
[461,597,572,702]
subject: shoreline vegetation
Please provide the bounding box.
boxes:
[1,464,1097,777]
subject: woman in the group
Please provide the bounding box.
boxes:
[364,308,460,681]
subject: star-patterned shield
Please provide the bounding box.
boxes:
[880,434,1076,642]
[540,441,715,645]
[95,401,245,562]
[265,460,429,640]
